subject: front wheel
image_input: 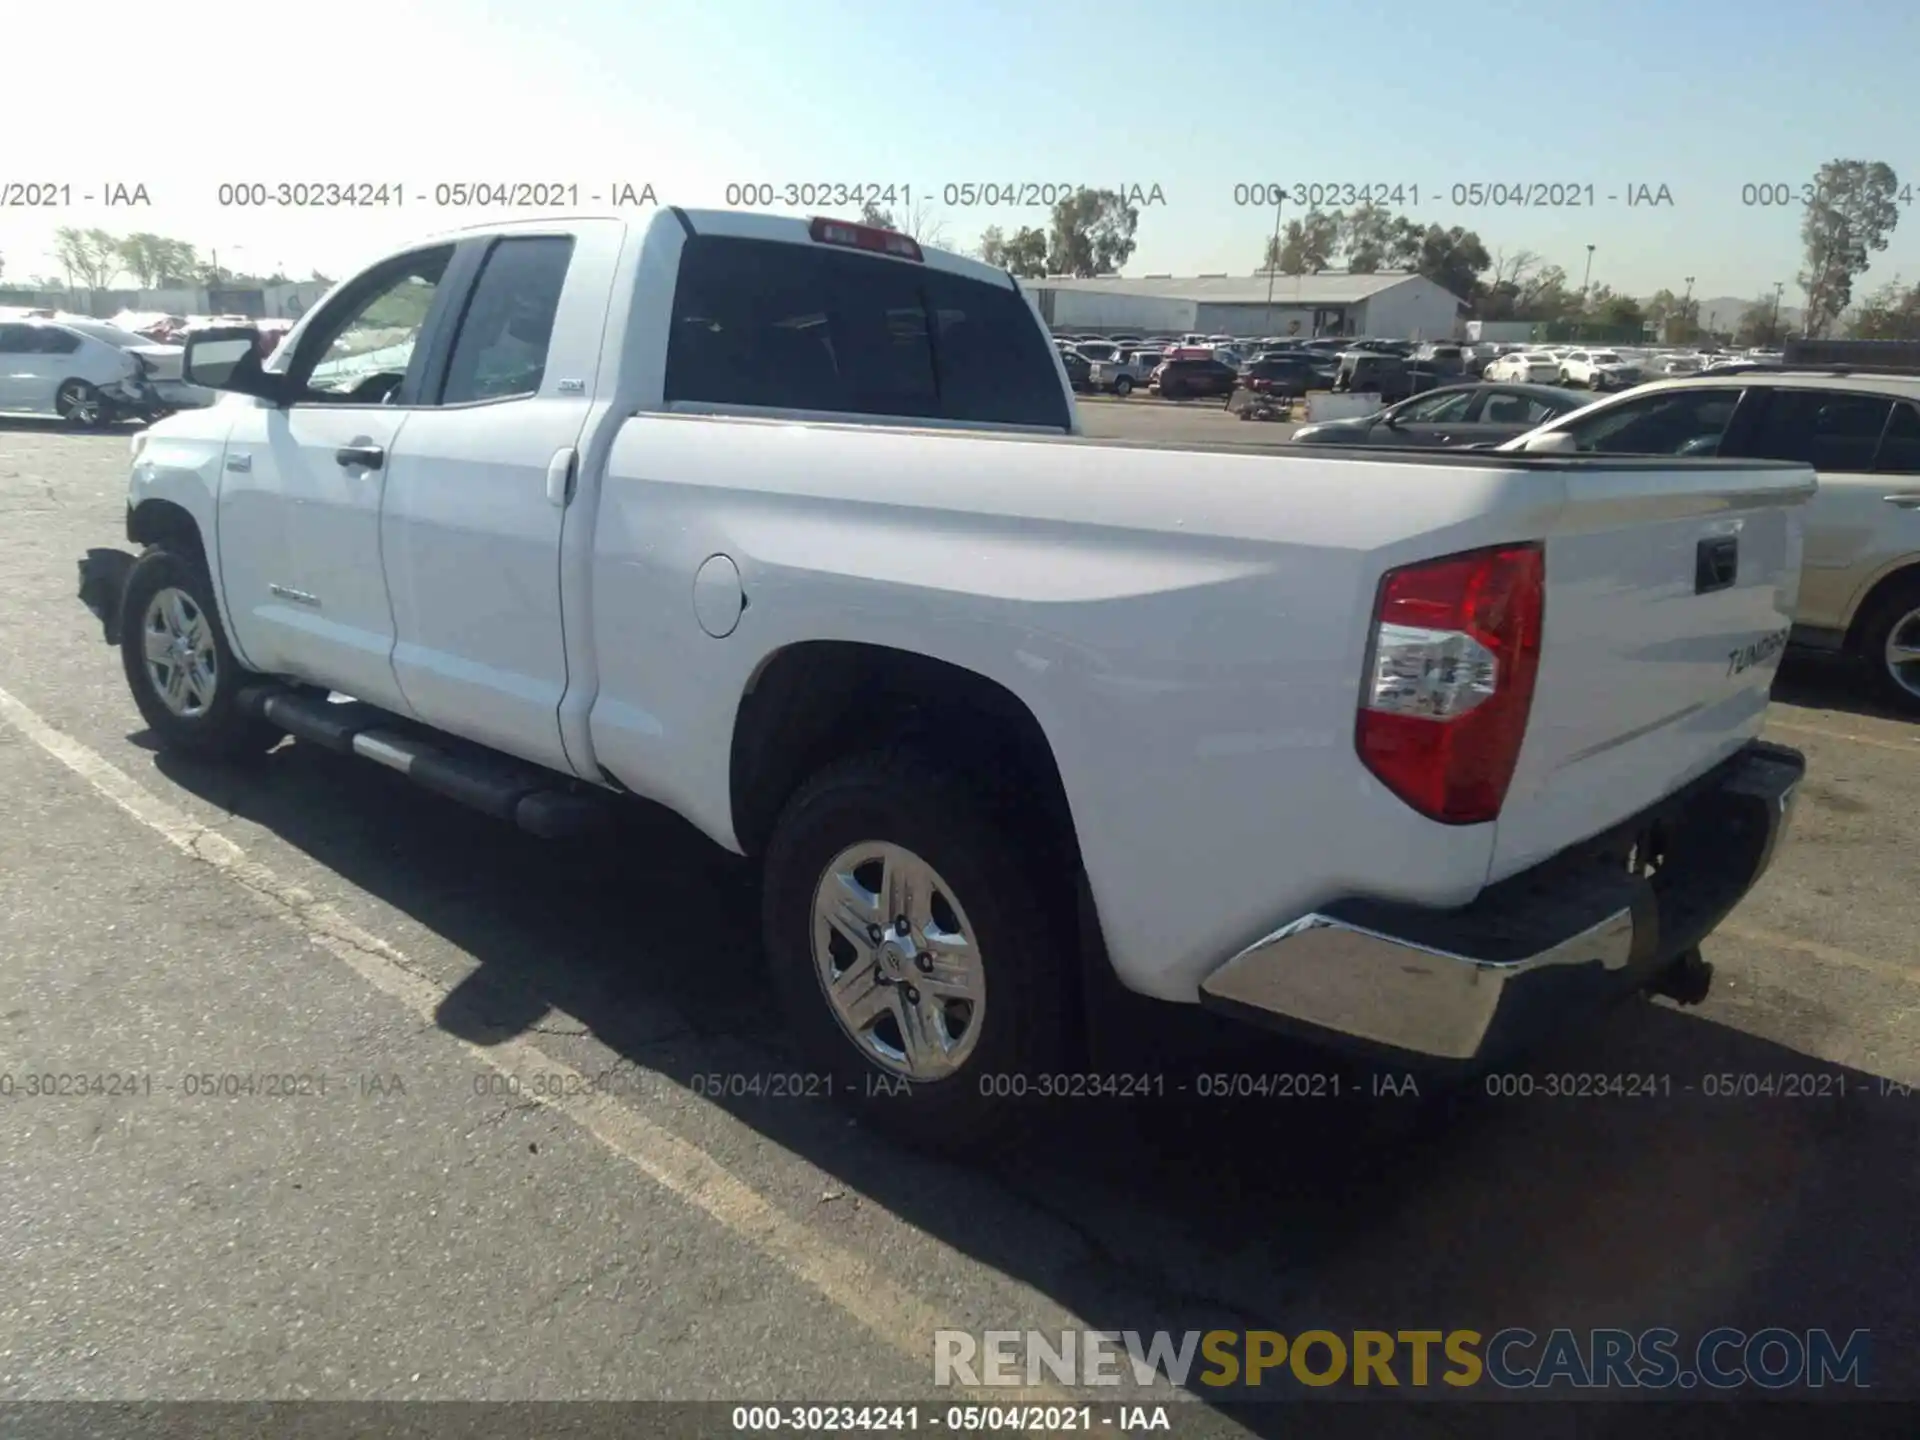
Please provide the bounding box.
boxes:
[119,545,279,757]
[1112,375,1134,397]
[762,752,1072,1152]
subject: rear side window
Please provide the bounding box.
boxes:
[664,236,1068,429]
[1564,388,1742,455]
[1741,389,1894,472]
[1875,403,1920,474]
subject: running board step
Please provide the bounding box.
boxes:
[236,684,612,839]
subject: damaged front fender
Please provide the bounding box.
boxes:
[78,547,137,645]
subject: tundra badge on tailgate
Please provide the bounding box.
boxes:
[1727,628,1790,677]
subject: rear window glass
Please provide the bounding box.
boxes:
[664,235,1070,429]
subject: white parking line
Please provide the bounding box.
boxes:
[0,683,1075,1406]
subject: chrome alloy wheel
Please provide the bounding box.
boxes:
[1885,605,1920,703]
[56,380,103,427]
[810,841,985,1082]
[142,586,218,718]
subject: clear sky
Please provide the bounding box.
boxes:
[4,0,1917,305]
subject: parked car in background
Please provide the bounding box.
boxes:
[56,320,218,412]
[1232,352,1337,402]
[1150,354,1238,399]
[1464,342,1503,377]
[0,317,184,427]
[1085,346,1153,395]
[1505,370,1920,712]
[1485,351,1564,385]
[1330,351,1452,403]
[1292,382,1586,448]
[1413,342,1467,376]
[1560,349,1642,391]
[1057,345,1093,391]
[1653,352,1706,376]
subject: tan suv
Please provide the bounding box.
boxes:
[1504,371,1920,713]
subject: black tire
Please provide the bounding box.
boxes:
[1112,375,1133,397]
[119,545,278,757]
[762,751,1073,1152]
[1853,572,1920,717]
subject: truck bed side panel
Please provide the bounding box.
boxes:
[587,420,1575,1001]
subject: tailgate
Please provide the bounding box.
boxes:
[1489,458,1813,880]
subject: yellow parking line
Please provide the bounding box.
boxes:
[1717,920,1920,988]
[1766,718,1920,754]
[0,683,1078,1409]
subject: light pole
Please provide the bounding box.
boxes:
[1576,245,1596,340]
[1262,190,1284,335]
[1680,275,1695,343]
[1770,281,1785,346]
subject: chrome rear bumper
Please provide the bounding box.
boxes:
[1198,741,1804,1066]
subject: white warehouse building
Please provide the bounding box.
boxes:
[1021,271,1465,340]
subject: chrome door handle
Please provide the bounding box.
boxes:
[1883,493,1920,508]
[335,444,384,470]
[224,453,251,473]
[546,447,578,508]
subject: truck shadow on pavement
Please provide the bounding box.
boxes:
[1773,651,1919,726]
[146,736,1920,1421]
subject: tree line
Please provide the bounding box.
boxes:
[0,227,332,291]
[6,161,1914,341]
[892,159,1919,343]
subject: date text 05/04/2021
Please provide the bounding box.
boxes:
[210,181,660,208]
[720,183,1169,211]
[729,1404,1173,1433]
[1229,181,1675,208]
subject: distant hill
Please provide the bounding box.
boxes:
[1676,295,1806,333]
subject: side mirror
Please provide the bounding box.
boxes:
[1517,431,1579,454]
[182,327,285,403]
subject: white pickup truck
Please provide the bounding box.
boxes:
[78,208,1809,1148]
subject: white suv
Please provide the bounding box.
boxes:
[1485,351,1563,384]
[1559,349,1640,390]
[1507,371,1920,711]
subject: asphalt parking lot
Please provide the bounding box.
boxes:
[1077,394,1301,446]
[3,413,1918,1424]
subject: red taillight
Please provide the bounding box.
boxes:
[808,216,923,262]
[1355,543,1545,825]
